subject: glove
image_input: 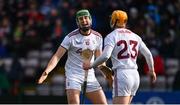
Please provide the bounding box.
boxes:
[98,65,114,87]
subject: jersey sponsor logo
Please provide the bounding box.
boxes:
[76,48,82,54]
[76,40,83,44]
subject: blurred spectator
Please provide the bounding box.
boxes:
[0,17,11,39]
[13,20,24,43]
[0,60,10,95]
[27,0,44,23]
[11,20,25,57]
[146,2,161,25]
[24,19,41,52]
[40,0,53,17]
[0,41,8,58]
[160,31,176,58]
[8,56,23,95]
[39,18,52,41]
[51,18,66,50]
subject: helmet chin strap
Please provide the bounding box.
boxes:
[113,19,118,29]
[111,19,118,29]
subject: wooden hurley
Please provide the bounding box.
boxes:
[81,49,93,104]
[81,49,93,61]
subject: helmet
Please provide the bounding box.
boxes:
[76,9,92,25]
[76,9,92,32]
[110,10,128,28]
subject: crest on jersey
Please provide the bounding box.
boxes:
[85,39,90,45]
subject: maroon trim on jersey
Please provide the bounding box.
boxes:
[91,30,102,38]
[114,69,118,97]
[60,45,68,50]
[68,29,79,37]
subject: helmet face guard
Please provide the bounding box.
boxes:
[76,9,92,32]
[110,10,128,29]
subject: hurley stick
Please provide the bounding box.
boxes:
[81,49,93,104]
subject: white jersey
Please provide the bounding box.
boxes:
[61,29,102,82]
[104,28,152,70]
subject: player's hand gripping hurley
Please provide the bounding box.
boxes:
[81,49,93,104]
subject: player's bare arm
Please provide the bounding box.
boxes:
[37,46,67,84]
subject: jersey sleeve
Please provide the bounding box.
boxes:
[60,35,71,50]
[139,38,154,71]
[96,36,103,50]
[91,45,113,68]
[104,33,115,48]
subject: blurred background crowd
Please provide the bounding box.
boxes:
[0,0,180,99]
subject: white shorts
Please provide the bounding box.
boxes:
[112,69,140,97]
[65,76,102,93]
